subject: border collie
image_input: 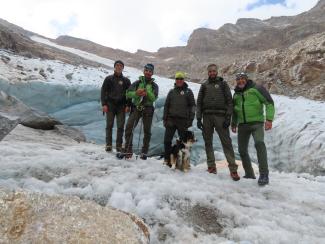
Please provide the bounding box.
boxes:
[169,131,196,172]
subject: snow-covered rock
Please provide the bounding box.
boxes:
[0,187,149,244]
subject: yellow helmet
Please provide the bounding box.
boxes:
[175,71,185,79]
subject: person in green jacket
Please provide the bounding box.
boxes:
[118,63,159,160]
[231,72,275,186]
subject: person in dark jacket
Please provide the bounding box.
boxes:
[197,64,240,181]
[231,72,275,186]
[101,60,131,152]
[119,63,159,160]
[163,71,196,165]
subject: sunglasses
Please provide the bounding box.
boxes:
[176,78,184,80]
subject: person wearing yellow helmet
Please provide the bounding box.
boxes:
[163,71,196,166]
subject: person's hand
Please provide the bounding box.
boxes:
[163,120,167,127]
[231,126,237,133]
[136,88,144,96]
[102,105,108,113]
[125,106,130,113]
[197,119,203,130]
[265,120,272,131]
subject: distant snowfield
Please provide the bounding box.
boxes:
[1,125,325,243]
[30,36,184,96]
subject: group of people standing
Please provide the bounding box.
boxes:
[101,61,275,186]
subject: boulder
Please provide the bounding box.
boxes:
[54,125,86,142]
[0,188,149,244]
[0,90,62,130]
[0,113,19,141]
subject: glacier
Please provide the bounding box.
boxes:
[0,46,324,175]
[0,125,325,243]
[0,38,325,243]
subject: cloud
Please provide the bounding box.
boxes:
[246,0,287,11]
[0,0,319,52]
[50,15,78,36]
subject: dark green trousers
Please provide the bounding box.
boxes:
[106,106,126,149]
[202,114,238,172]
[164,118,187,162]
[124,107,154,154]
[238,122,269,175]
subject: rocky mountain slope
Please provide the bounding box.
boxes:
[0,1,324,100]
[51,0,325,100]
[0,19,102,68]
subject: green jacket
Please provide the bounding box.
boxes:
[126,76,159,108]
[232,80,275,126]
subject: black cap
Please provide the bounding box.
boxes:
[144,63,154,72]
[236,72,248,80]
[114,60,124,67]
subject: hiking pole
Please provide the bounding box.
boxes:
[122,112,139,159]
[136,116,143,160]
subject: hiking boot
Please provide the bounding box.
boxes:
[116,151,133,160]
[125,152,133,159]
[105,145,112,152]
[116,152,125,159]
[116,146,123,153]
[243,174,256,179]
[207,167,217,174]
[230,172,240,181]
[140,153,147,160]
[258,173,269,186]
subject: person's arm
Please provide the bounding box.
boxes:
[231,94,238,133]
[124,78,132,107]
[101,77,109,106]
[223,82,233,117]
[163,91,171,122]
[255,85,275,130]
[188,89,196,121]
[145,82,158,102]
[126,81,140,99]
[196,84,204,120]
[255,85,275,121]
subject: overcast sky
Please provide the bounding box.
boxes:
[0,0,319,52]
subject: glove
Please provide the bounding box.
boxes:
[163,120,167,127]
[223,116,231,129]
[197,119,203,130]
